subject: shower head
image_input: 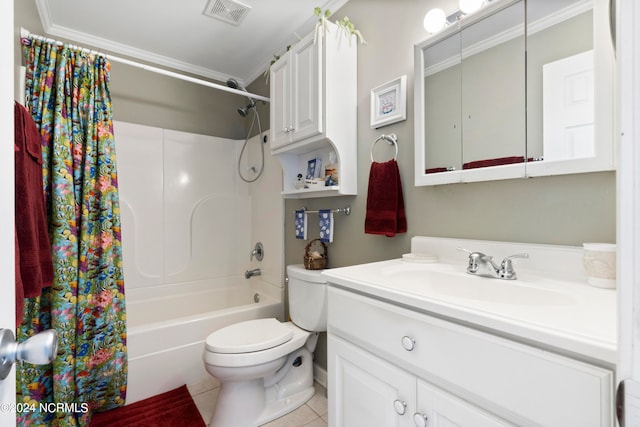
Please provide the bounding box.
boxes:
[227,78,256,116]
[238,102,256,117]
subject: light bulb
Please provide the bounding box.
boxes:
[459,0,484,14]
[424,8,446,34]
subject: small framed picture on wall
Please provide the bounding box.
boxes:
[370,75,407,129]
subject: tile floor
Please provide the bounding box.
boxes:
[188,377,328,427]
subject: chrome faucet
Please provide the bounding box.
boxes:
[245,268,261,279]
[458,248,529,280]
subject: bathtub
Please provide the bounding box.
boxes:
[125,277,284,404]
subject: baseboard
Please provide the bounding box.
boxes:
[313,363,327,389]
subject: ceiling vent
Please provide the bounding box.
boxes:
[203,0,252,26]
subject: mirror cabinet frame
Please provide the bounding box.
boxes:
[414,0,615,187]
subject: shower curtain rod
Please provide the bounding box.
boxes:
[19,28,270,103]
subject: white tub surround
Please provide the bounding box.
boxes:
[114,121,285,404]
[324,236,616,427]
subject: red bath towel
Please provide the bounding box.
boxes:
[14,102,53,324]
[365,160,407,237]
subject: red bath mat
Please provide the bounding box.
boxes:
[90,385,206,427]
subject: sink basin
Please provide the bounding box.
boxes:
[377,262,575,306]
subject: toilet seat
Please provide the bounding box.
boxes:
[206,318,293,354]
[204,322,311,368]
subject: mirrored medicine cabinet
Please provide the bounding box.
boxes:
[414,0,615,186]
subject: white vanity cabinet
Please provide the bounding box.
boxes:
[269,22,357,198]
[327,286,614,427]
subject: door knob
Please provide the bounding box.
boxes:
[0,328,58,380]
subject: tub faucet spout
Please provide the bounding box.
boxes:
[245,268,261,279]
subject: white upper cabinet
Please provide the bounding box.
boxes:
[270,22,358,198]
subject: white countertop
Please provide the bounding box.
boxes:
[322,242,617,365]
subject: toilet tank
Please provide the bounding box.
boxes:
[286,265,327,332]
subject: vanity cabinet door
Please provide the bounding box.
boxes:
[328,335,416,427]
[415,379,514,427]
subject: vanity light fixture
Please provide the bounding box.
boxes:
[459,0,485,14]
[423,0,490,34]
[423,8,447,34]
[423,8,464,33]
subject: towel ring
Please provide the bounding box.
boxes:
[370,133,398,162]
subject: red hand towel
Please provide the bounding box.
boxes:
[365,160,407,237]
[14,102,54,325]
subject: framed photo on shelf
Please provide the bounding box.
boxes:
[370,75,407,129]
[306,158,318,180]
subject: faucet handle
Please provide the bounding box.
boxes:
[499,253,529,279]
[457,248,492,273]
[250,242,264,261]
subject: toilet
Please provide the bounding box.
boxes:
[203,265,327,427]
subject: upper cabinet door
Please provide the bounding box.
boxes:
[269,52,292,150]
[290,34,323,143]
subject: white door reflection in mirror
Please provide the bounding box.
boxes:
[543,50,595,161]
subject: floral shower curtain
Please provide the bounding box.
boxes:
[17,38,127,426]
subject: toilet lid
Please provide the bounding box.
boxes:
[205,318,293,354]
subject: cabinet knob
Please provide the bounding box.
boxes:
[413,412,429,427]
[401,336,415,351]
[284,127,290,133]
[393,399,407,415]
